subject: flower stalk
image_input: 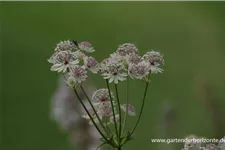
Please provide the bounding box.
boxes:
[106,80,119,139]
[115,84,122,143]
[73,88,109,142]
[130,81,149,136]
[122,78,129,135]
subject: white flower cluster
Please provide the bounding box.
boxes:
[100,43,164,84]
[48,41,164,85]
[48,40,165,149]
[48,40,97,87]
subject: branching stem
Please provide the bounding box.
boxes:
[73,88,109,142]
[80,85,109,135]
[106,80,119,139]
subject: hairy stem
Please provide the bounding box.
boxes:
[106,80,119,139]
[73,88,109,142]
[80,85,109,135]
[130,82,149,135]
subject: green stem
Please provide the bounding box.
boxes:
[115,84,122,143]
[122,78,129,135]
[130,82,149,136]
[106,80,119,139]
[73,88,109,142]
[105,117,112,134]
[80,85,109,135]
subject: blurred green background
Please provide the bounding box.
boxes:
[1,2,225,150]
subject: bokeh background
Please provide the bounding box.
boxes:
[1,1,225,150]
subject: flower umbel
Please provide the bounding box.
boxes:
[55,40,76,52]
[92,88,112,103]
[128,61,150,79]
[116,43,138,56]
[48,41,164,150]
[102,62,127,84]
[49,51,79,73]
[142,50,164,74]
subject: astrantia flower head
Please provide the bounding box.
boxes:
[121,104,136,116]
[49,51,79,73]
[116,43,138,56]
[97,101,114,116]
[67,65,87,87]
[84,56,99,74]
[142,51,164,65]
[91,89,116,116]
[92,88,112,103]
[125,54,141,65]
[102,62,127,84]
[55,40,76,52]
[98,57,117,74]
[128,61,150,79]
[79,41,95,53]
[142,50,164,74]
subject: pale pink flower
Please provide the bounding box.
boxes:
[116,43,138,56]
[49,51,79,73]
[142,50,164,74]
[67,66,87,87]
[84,56,99,74]
[128,61,150,79]
[102,62,127,84]
[79,41,95,53]
[55,40,76,52]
